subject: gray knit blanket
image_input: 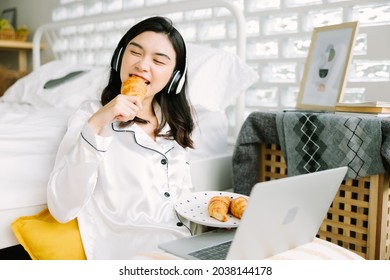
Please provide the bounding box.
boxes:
[276,112,385,179]
[232,111,390,196]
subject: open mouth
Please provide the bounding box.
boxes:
[130,74,150,85]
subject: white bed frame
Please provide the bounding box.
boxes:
[1,0,244,252]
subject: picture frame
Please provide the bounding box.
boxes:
[1,8,17,28]
[296,21,359,111]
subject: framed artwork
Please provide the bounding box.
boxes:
[296,21,359,111]
[1,8,17,28]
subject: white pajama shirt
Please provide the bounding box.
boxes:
[47,100,193,259]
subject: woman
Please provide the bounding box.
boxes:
[47,16,195,259]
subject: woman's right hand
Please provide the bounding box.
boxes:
[88,94,143,135]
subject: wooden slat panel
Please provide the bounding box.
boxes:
[259,143,390,260]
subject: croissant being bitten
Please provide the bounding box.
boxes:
[208,196,231,222]
[121,75,147,101]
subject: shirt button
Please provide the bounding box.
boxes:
[161,159,167,165]
[176,222,183,227]
[164,192,170,198]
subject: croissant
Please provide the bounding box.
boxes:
[121,75,147,101]
[230,196,248,219]
[208,196,231,222]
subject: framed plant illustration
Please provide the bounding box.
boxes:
[296,21,359,111]
[1,8,16,28]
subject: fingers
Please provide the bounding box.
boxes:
[111,94,143,122]
[88,95,143,134]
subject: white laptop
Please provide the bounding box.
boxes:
[159,166,348,260]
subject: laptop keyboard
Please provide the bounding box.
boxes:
[188,241,232,260]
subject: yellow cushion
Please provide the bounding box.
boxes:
[11,208,86,260]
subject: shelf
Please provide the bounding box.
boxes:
[0,40,34,50]
[0,40,43,72]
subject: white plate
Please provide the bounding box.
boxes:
[175,191,248,228]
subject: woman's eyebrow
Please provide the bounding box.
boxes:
[129,41,171,60]
[129,41,143,49]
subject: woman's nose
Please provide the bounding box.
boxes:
[136,57,150,71]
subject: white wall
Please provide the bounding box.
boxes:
[1,0,389,104]
[356,24,390,102]
[0,0,57,30]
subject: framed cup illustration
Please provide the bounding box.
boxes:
[296,21,359,111]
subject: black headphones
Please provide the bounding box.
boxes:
[110,44,187,95]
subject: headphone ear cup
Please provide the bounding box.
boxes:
[111,47,124,72]
[175,61,187,94]
[175,72,186,94]
[166,70,182,94]
[166,60,187,94]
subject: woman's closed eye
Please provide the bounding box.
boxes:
[130,50,142,56]
[153,59,166,65]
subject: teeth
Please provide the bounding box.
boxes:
[129,74,149,85]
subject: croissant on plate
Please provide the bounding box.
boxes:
[208,196,231,222]
[121,75,147,101]
[229,196,248,219]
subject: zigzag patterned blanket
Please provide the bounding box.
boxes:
[276,112,385,178]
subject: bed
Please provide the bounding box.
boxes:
[0,0,258,251]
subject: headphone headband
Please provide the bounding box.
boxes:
[111,45,187,95]
[110,18,187,95]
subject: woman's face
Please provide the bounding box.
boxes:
[120,31,177,99]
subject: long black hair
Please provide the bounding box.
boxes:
[101,16,194,149]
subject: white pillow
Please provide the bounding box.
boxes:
[189,104,228,160]
[1,60,108,108]
[186,44,258,112]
